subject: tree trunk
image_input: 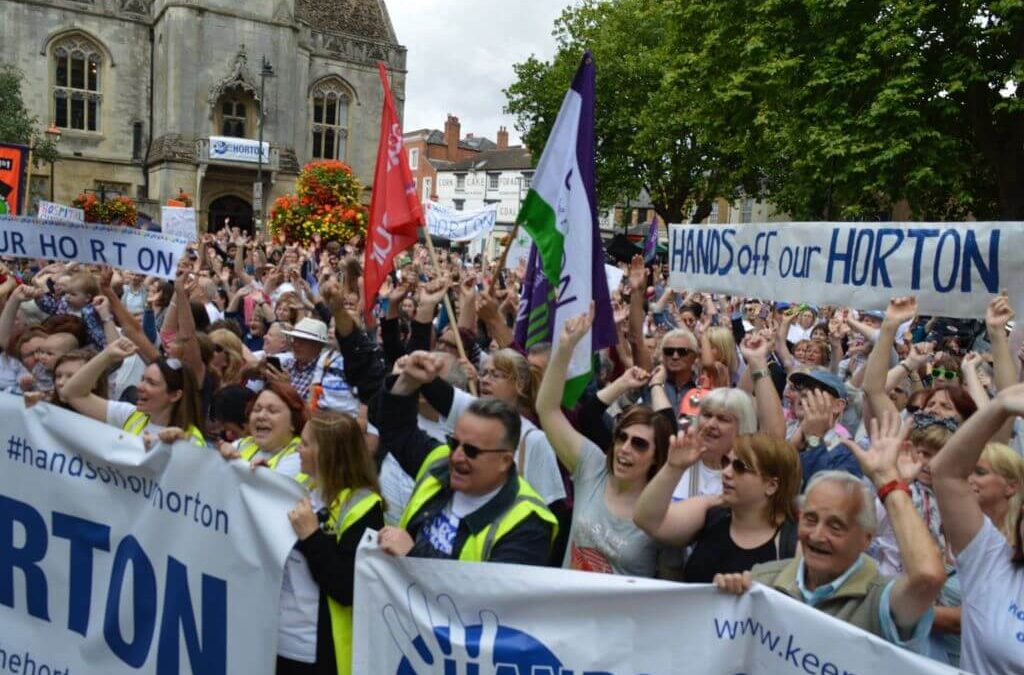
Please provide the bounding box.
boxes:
[691,200,712,224]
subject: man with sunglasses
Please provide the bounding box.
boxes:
[376,351,558,565]
[645,328,699,412]
[786,369,863,489]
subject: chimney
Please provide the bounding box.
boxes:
[444,114,461,160]
[466,132,474,139]
[497,126,509,150]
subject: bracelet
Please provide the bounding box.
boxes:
[751,369,769,382]
[877,479,912,503]
[899,361,913,375]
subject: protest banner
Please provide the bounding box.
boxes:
[353,538,961,675]
[425,202,497,242]
[0,394,300,675]
[0,215,188,279]
[0,143,29,216]
[668,221,1024,318]
[160,205,198,241]
[37,199,85,224]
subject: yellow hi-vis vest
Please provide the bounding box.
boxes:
[398,445,558,562]
[324,488,382,675]
[235,436,311,485]
[122,410,206,446]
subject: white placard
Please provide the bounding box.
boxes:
[669,221,1024,318]
[209,136,270,164]
[605,263,625,294]
[37,200,84,224]
[353,539,958,675]
[0,215,188,279]
[503,229,533,270]
[0,394,300,674]
[161,206,198,242]
[426,203,498,242]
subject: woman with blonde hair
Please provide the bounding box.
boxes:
[700,326,738,388]
[209,328,245,386]
[281,411,384,674]
[972,442,1024,541]
[481,347,542,422]
[634,432,801,581]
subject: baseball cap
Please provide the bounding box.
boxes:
[789,368,848,400]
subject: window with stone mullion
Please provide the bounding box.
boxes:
[310,85,349,161]
[53,40,102,132]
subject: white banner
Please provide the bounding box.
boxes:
[209,136,269,164]
[503,229,533,270]
[353,538,961,675]
[668,222,1024,318]
[161,206,198,242]
[37,200,85,224]
[0,215,188,279]
[426,203,497,242]
[0,394,301,674]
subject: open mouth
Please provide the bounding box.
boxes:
[615,455,634,472]
[805,542,831,558]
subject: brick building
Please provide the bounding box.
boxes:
[404,114,512,203]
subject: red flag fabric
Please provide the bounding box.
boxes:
[363,62,422,319]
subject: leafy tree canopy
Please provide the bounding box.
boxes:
[0,63,58,165]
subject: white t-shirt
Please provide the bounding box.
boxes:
[109,354,147,402]
[956,517,1024,674]
[277,493,323,663]
[107,401,166,436]
[671,460,722,502]
[204,302,224,324]
[444,387,566,506]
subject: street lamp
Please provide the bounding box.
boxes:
[255,55,274,234]
[45,123,61,201]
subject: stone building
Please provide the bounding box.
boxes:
[0,0,406,232]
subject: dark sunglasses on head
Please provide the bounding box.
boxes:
[931,367,959,381]
[445,434,511,460]
[614,430,652,452]
[663,346,695,358]
[721,455,756,475]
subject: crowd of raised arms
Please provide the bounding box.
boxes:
[4,226,1023,674]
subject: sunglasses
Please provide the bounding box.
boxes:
[931,367,959,381]
[721,455,756,475]
[446,435,511,460]
[663,346,695,358]
[614,430,652,452]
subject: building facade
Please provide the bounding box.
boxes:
[0,0,406,231]
[404,114,510,205]
[434,146,533,227]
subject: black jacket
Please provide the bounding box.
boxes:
[379,375,554,566]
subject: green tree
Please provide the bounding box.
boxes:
[0,63,58,165]
[504,0,756,223]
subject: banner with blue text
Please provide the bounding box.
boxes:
[0,394,301,674]
[0,215,189,279]
[353,538,960,675]
[426,202,497,242]
[668,222,1024,318]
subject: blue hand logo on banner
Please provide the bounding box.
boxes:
[384,585,563,675]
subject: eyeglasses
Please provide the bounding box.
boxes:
[613,430,652,452]
[480,368,512,381]
[663,346,695,358]
[445,434,512,460]
[721,455,756,475]
[931,367,959,381]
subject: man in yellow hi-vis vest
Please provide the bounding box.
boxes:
[377,351,557,565]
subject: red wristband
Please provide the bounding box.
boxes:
[877,479,912,503]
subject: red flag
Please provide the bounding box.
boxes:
[363,62,422,320]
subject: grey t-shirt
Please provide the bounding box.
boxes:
[561,439,658,577]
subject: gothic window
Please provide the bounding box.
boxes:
[311,79,351,160]
[221,100,248,137]
[52,36,103,132]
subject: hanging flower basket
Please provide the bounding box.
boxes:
[72,193,138,227]
[268,161,367,245]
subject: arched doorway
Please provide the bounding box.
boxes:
[208,195,253,233]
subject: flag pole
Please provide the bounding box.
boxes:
[421,230,477,395]
[493,222,519,275]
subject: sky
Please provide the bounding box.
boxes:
[387,0,576,146]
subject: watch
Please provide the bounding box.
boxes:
[751,368,769,383]
[804,435,822,448]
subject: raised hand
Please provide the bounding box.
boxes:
[667,426,705,469]
[648,365,667,387]
[288,497,319,539]
[905,341,934,370]
[628,254,648,293]
[559,302,595,347]
[418,275,450,306]
[103,337,137,362]
[798,389,834,438]
[617,366,651,390]
[841,410,907,488]
[986,292,1014,332]
[739,332,772,368]
[400,351,445,385]
[885,296,917,325]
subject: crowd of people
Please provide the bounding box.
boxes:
[4,226,1023,674]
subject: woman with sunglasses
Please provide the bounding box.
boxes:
[634,431,800,582]
[930,383,1024,674]
[62,336,206,444]
[537,306,671,576]
[218,381,310,483]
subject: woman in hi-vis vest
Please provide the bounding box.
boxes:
[62,336,206,445]
[281,411,384,675]
[217,381,309,483]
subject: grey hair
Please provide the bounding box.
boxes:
[659,327,698,353]
[799,471,877,534]
[700,387,757,434]
[464,398,521,451]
